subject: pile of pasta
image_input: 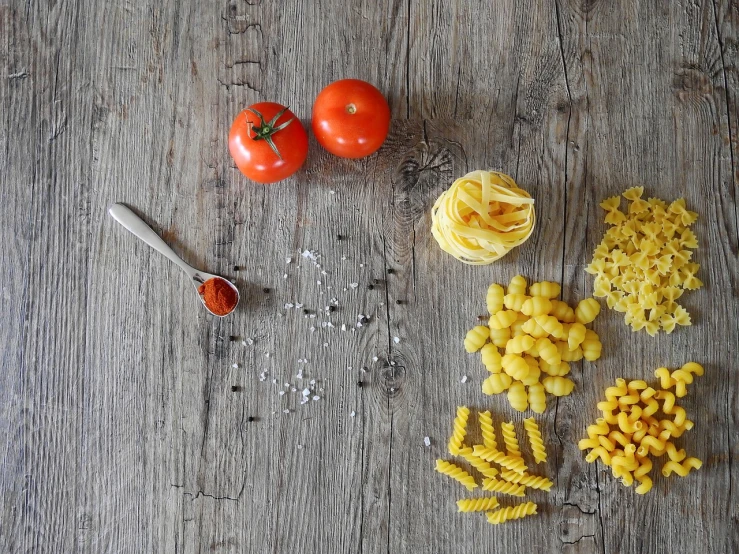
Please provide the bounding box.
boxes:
[464,275,602,413]
[588,187,702,336]
[430,170,535,265]
[435,407,551,525]
[579,363,704,494]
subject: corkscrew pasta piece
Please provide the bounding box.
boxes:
[542,376,575,396]
[480,477,526,497]
[431,171,536,265]
[448,406,471,455]
[478,410,498,450]
[500,422,522,459]
[661,457,702,477]
[459,448,500,479]
[435,460,478,490]
[486,501,537,525]
[456,497,500,513]
[634,476,653,495]
[486,283,505,314]
[527,383,546,414]
[529,281,561,299]
[464,326,490,353]
[654,367,675,389]
[500,470,553,492]
[472,445,528,473]
[523,418,547,463]
[480,343,503,373]
[507,381,528,412]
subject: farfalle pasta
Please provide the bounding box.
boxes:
[588,188,702,335]
[579,365,704,494]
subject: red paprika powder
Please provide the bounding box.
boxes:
[198,277,238,316]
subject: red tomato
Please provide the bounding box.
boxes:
[229,102,308,183]
[312,79,390,158]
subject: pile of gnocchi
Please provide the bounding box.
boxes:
[464,276,602,413]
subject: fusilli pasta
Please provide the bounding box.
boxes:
[523,417,547,463]
[448,406,470,455]
[456,497,500,512]
[435,459,478,491]
[486,501,537,525]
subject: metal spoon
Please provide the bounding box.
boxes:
[108,203,239,317]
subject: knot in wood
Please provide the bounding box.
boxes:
[381,361,406,398]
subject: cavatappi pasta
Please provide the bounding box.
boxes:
[579,367,703,494]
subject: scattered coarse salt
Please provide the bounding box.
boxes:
[286,257,292,264]
[296,371,303,379]
[265,353,270,358]
[283,409,290,414]
[241,340,247,346]
[309,326,316,333]
[393,336,400,344]
[347,366,353,371]
[359,263,364,268]
[295,303,303,309]
[300,397,309,405]
[350,411,356,418]
[461,375,468,383]
[310,314,316,319]
[390,361,396,366]
[283,273,288,279]
[341,324,347,331]
[356,322,363,328]
[372,356,379,362]
[424,437,431,447]
[232,363,239,369]
[341,256,347,261]
[310,379,316,385]
[317,280,322,285]
[297,444,304,449]
[312,395,320,401]
[272,378,277,384]
[284,383,290,387]
[291,387,297,392]
[278,390,285,396]
[302,388,311,396]
[246,338,254,345]
[321,271,328,276]
[323,343,329,348]
[349,283,359,289]
[284,303,294,309]
[343,288,347,292]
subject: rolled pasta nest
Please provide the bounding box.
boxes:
[430,170,536,265]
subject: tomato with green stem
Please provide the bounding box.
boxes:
[229,102,308,183]
[312,79,390,159]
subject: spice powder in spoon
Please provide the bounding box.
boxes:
[199,277,238,316]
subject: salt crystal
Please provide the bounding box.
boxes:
[284,383,289,387]
[312,395,320,401]
[291,387,297,392]
[241,340,247,346]
[300,397,309,405]
[309,327,316,333]
[393,337,400,344]
[342,256,347,261]
[349,283,359,289]
[232,363,239,369]
[310,314,316,319]
[321,271,327,276]
[323,343,329,348]
[329,190,336,194]
[343,288,347,292]
[302,388,311,396]
[347,366,353,371]
[372,356,379,362]
[310,379,316,385]
[246,338,254,345]
[284,303,293,309]
[461,375,468,383]
[341,324,347,331]
[283,409,290,414]
[350,411,356,418]
[360,263,364,268]
[283,273,288,279]
[295,303,303,309]
[286,257,292,264]
[296,371,303,379]
[272,378,277,384]
[279,390,285,396]
[317,280,322,285]
[424,437,431,447]
[265,353,270,358]
[297,444,304,449]
[356,322,362,328]
[390,361,396,366]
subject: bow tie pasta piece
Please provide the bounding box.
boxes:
[430,171,536,265]
[588,189,701,334]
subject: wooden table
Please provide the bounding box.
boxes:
[2,1,737,552]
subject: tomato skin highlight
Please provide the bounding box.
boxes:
[229,102,308,184]
[312,79,390,159]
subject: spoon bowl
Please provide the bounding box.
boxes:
[108,203,240,317]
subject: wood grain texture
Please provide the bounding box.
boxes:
[1,0,737,553]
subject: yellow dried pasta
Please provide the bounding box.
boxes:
[580,369,703,494]
[523,418,547,464]
[435,460,478,491]
[430,170,536,265]
[456,497,500,512]
[448,406,470,455]
[589,189,701,335]
[486,501,537,525]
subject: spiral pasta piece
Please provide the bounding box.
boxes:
[456,497,500,513]
[500,422,522,459]
[486,283,505,314]
[500,470,553,492]
[430,171,536,265]
[478,410,498,451]
[458,448,500,479]
[635,476,653,495]
[464,326,489,353]
[661,457,702,477]
[447,406,470,455]
[480,477,526,497]
[523,417,547,463]
[435,459,478,490]
[486,501,537,525]
[472,445,528,473]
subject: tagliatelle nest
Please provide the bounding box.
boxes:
[431,170,536,265]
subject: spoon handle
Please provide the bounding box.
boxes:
[108,203,195,277]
